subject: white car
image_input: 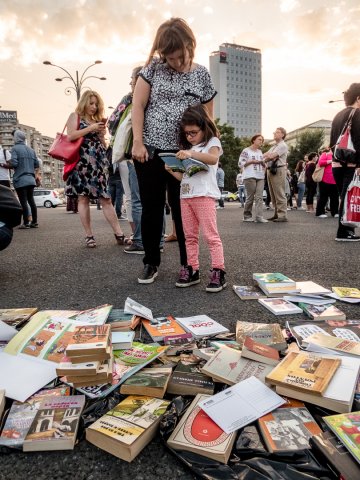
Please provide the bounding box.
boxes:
[33,188,63,208]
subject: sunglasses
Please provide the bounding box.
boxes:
[184,130,201,138]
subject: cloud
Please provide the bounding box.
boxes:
[280,0,300,13]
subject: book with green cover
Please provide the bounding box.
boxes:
[167,361,215,396]
[324,411,360,465]
[159,152,209,176]
[120,367,172,398]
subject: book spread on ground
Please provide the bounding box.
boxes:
[323,411,360,465]
[304,333,360,357]
[198,376,285,434]
[0,320,18,342]
[124,297,153,321]
[141,316,186,342]
[163,333,195,356]
[23,395,85,452]
[258,298,302,315]
[0,308,38,329]
[258,399,321,452]
[56,357,100,376]
[65,324,111,356]
[299,303,346,321]
[265,351,341,395]
[241,336,280,365]
[295,281,331,295]
[232,285,265,300]
[159,152,209,176]
[105,309,136,330]
[236,321,286,351]
[167,361,214,396]
[111,331,135,349]
[175,315,229,339]
[326,292,360,304]
[86,396,170,462]
[120,367,172,398]
[283,295,336,306]
[253,273,298,294]
[332,287,360,299]
[201,347,273,385]
[167,394,237,464]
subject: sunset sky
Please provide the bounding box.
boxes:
[1,0,359,139]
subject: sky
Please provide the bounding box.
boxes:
[1,0,360,140]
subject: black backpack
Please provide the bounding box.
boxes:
[0,185,23,228]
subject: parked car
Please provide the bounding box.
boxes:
[33,188,63,208]
[221,191,239,202]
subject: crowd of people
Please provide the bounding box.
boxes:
[1,18,360,280]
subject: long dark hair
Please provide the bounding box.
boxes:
[179,104,219,149]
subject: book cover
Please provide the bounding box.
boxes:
[266,351,341,395]
[124,297,153,321]
[209,340,241,351]
[167,394,237,464]
[258,298,303,316]
[105,309,135,329]
[193,347,218,361]
[0,387,71,448]
[332,287,360,299]
[175,315,229,339]
[0,308,38,328]
[159,153,209,176]
[111,331,135,349]
[163,333,195,355]
[253,273,296,291]
[142,316,186,342]
[120,367,172,398]
[232,285,265,300]
[236,321,287,351]
[201,347,273,385]
[324,411,360,465]
[295,281,331,295]
[23,395,85,451]
[299,303,346,321]
[167,361,215,395]
[65,324,111,356]
[258,400,321,452]
[305,332,360,357]
[56,357,100,376]
[65,304,112,325]
[242,336,280,365]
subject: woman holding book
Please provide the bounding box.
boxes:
[131,17,216,284]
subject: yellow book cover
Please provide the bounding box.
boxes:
[332,287,360,299]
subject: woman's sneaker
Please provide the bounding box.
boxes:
[206,268,227,292]
[175,265,200,288]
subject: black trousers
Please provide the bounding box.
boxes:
[15,185,37,224]
[315,181,339,216]
[305,181,317,205]
[134,150,187,267]
[0,180,11,188]
[332,166,356,236]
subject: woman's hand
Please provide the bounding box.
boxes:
[91,122,106,133]
[132,140,148,163]
[176,150,192,160]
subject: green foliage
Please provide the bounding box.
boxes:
[286,129,325,171]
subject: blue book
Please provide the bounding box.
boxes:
[159,153,209,177]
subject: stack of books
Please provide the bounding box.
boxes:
[253,273,299,296]
[105,308,140,331]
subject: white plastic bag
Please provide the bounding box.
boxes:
[342,174,360,228]
[112,107,132,164]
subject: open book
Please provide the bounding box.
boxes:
[159,153,209,177]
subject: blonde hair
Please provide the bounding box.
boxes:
[75,90,105,122]
[146,17,196,66]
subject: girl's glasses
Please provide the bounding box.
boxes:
[184,130,200,138]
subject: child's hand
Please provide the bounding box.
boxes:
[176,150,192,160]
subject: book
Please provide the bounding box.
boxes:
[258,298,303,316]
[310,431,360,480]
[67,345,112,363]
[326,292,360,304]
[120,367,172,398]
[86,396,170,462]
[283,294,336,306]
[201,347,274,385]
[0,389,5,421]
[0,308,38,329]
[193,347,218,361]
[159,152,209,176]
[111,331,135,349]
[167,394,237,464]
[323,411,360,465]
[0,320,17,341]
[209,340,241,351]
[295,281,331,296]
[304,333,360,357]
[124,297,153,321]
[299,303,346,321]
[258,399,321,452]
[175,315,229,339]
[332,286,360,299]
[141,316,186,342]
[275,353,360,413]
[198,376,285,434]
[233,285,265,300]
[56,357,101,376]
[241,337,280,366]
[265,351,341,395]
[23,395,85,451]
[0,387,71,448]
[236,321,287,351]
[167,361,215,396]
[65,358,113,387]
[65,324,111,357]
[253,272,298,293]
[105,308,137,330]
[163,333,195,355]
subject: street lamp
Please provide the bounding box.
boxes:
[328,99,343,103]
[43,60,106,101]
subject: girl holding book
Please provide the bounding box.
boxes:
[165,104,226,292]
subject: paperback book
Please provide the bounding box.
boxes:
[323,411,360,465]
[332,287,360,299]
[141,316,186,342]
[167,361,215,396]
[120,367,172,398]
[159,152,209,176]
[304,333,360,357]
[56,357,101,376]
[167,394,237,464]
[105,309,138,331]
[295,281,331,296]
[65,324,111,357]
[163,333,195,356]
[258,298,302,316]
[298,303,346,321]
[232,285,265,300]
[124,297,153,321]
[175,315,229,339]
[241,336,280,366]
[236,321,287,351]
[253,273,298,294]
[111,331,135,349]
[0,308,38,329]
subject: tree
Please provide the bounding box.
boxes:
[286,129,325,170]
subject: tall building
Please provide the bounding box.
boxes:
[210,43,262,137]
[0,110,63,188]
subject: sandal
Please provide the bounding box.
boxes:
[85,236,96,248]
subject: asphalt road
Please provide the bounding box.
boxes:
[1,202,359,480]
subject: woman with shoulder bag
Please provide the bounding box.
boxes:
[315,148,339,218]
[330,83,360,241]
[295,159,306,209]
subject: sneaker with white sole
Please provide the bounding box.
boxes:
[124,244,145,254]
[243,218,254,222]
[254,218,268,223]
[175,266,200,288]
[317,214,328,218]
[138,264,158,284]
[335,233,360,242]
[206,268,227,292]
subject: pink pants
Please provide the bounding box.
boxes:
[181,196,225,271]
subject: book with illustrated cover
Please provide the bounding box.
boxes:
[232,285,265,300]
[193,347,218,361]
[120,367,172,398]
[253,273,298,293]
[167,361,214,396]
[332,287,360,299]
[201,346,273,385]
[0,308,38,329]
[105,309,137,330]
[167,394,237,464]
[323,411,360,465]
[163,333,195,355]
[175,315,229,339]
[265,351,341,395]
[295,281,331,295]
[209,340,241,351]
[236,321,287,351]
[241,337,280,366]
[258,399,321,452]
[258,298,302,316]
[0,387,71,449]
[304,332,360,357]
[159,152,209,176]
[299,303,346,321]
[23,395,85,451]
[141,316,186,342]
[86,396,170,462]
[65,324,111,357]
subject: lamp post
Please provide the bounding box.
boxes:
[43,60,106,101]
[328,99,343,104]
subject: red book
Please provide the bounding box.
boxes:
[241,336,280,366]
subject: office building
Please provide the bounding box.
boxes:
[210,43,261,137]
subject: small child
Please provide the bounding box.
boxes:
[165,104,226,292]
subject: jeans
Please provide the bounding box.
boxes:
[127,160,143,247]
[15,185,37,224]
[108,178,124,218]
[238,185,246,206]
[315,182,339,216]
[243,178,265,220]
[218,187,224,207]
[332,166,356,237]
[297,182,305,207]
[0,224,13,251]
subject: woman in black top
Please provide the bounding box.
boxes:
[304,152,318,212]
[330,83,360,241]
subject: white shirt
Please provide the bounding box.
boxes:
[238,147,265,180]
[0,146,11,181]
[180,137,223,199]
